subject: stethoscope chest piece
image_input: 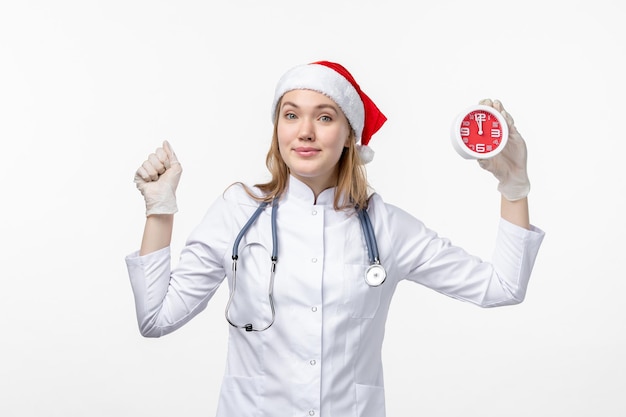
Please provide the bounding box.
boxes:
[365,263,386,287]
[356,206,387,287]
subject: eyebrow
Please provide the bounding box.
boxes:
[281,101,339,113]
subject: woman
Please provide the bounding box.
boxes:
[126,61,544,417]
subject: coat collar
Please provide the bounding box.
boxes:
[284,175,345,207]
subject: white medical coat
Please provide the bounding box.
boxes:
[126,176,544,417]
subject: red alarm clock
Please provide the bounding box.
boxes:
[451,104,509,159]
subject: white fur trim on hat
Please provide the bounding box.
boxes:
[271,63,366,144]
[356,144,375,164]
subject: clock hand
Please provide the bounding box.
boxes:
[475,113,486,135]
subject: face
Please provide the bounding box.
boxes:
[276,89,351,195]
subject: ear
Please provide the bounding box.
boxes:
[344,130,352,148]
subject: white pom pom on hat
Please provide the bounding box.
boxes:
[272,61,387,164]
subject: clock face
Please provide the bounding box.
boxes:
[451,105,509,159]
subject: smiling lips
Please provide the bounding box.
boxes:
[293,147,320,157]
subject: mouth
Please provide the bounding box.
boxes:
[293,147,321,157]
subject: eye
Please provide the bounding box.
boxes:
[319,115,332,122]
[284,112,297,120]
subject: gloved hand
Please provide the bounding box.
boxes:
[134,140,182,216]
[477,99,530,201]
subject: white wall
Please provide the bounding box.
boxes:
[1,1,624,416]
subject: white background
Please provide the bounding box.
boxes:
[1,0,624,416]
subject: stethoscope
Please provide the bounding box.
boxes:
[225,200,387,332]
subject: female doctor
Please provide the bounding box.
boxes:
[126,61,544,417]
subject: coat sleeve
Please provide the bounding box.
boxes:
[381,201,545,307]
[125,193,237,337]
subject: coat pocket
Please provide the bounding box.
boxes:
[356,383,386,417]
[217,375,263,417]
[344,264,382,319]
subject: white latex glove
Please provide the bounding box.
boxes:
[134,140,182,216]
[477,99,530,201]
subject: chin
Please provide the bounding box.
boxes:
[288,163,323,177]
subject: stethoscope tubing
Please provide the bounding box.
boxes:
[231,201,271,261]
[226,200,278,332]
[357,207,380,265]
[226,200,386,332]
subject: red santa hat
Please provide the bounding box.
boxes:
[272,60,387,163]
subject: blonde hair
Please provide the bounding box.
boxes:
[238,104,371,210]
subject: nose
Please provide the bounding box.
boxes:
[297,118,315,141]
